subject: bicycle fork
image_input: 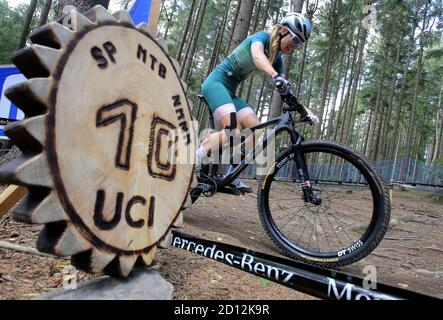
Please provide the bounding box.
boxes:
[292,141,322,206]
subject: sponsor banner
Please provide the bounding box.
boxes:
[0,66,25,123]
[171,230,436,301]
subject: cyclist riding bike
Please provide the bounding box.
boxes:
[196,13,319,193]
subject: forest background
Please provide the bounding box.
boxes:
[1,0,442,182]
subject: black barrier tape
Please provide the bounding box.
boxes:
[171,231,439,301]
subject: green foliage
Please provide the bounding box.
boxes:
[0,0,56,64]
[0,0,26,64]
[2,0,442,168]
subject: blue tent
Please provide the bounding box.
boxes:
[0,66,26,139]
[129,0,152,25]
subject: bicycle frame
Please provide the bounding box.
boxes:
[218,111,297,186]
[205,110,317,204]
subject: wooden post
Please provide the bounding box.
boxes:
[0,185,27,218]
[148,0,161,37]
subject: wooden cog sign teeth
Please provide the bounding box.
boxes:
[0,5,197,277]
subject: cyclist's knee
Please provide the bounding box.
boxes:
[238,107,260,128]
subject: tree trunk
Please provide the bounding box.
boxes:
[314,0,341,139]
[333,43,353,142]
[256,76,267,112]
[182,0,208,82]
[250,0,263,34]
[258,81,270,120]
[386,0,419,161]
[291,0,304,11]
[206,0,231,76]
[432,76,443,162]
[363,108,373,157]
[181,5,199,74]
[405,0,429,159]
[177,0,197,62]
[228,0,255,54]
[260,0,272,29]
[295,0,319,98]
[225,0,242,56]
[229,0,254,98]
[194,8,228,124]
[306,70,315,109]
[338,38,360,144]
[163,0,178,39]
[438,112,443,160]
[17,0,38,49]
[38,0,53,27]
[295,42,308,98]
[343,27,368,147]
[245,0,266,103]
[382,46,401,160]
[326,54,347,141]
[366,50,388,160]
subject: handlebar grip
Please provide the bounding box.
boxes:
[275,80,284,89]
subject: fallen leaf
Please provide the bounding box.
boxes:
[1,275,14,282]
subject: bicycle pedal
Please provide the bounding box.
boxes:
[196,182,215,197]
[196,182,212,192]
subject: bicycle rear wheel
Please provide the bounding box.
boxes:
[258,141,390,268]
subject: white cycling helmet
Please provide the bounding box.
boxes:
[279,12,312,43]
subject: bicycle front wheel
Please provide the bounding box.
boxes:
[257,141,390,268]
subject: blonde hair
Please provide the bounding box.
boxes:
[268,24,283,65]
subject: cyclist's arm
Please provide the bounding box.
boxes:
[251,42,279,78]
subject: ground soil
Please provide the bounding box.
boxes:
[0,180,442,300]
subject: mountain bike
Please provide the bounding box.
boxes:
[190,87,391,268]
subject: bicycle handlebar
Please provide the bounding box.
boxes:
[275,81,305,113]
[274,80,317,125]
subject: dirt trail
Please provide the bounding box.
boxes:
[0,181,442,299]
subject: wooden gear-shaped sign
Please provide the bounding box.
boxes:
[0,5,196,277]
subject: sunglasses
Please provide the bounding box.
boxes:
[286,28,303,46]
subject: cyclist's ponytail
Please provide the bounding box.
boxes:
[269,24,283,66]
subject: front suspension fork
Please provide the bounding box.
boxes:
[292,140,322,206]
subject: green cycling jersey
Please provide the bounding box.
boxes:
[202,31,284,113]
[219,31,284,82]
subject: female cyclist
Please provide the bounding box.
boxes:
[196,13,318,193]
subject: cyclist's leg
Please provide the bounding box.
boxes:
[237,106,260,128]
[225,98,259,192]
[198,77,241,161]
[236,105,263,153]
[231,98,264,154]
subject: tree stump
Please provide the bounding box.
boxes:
[0,5,196,277]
